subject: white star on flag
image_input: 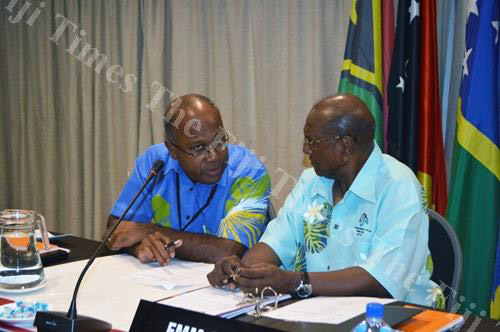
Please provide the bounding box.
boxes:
[409,0,420,23]
[493,21,499,45]
[462,48,472,78]
[467,0,479,22]
[396,76,405,92]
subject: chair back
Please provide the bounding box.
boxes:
[428,209,463,312]
[266,201,277,223]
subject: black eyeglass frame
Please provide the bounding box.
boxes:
[167,132,229,158]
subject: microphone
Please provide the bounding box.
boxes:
[35,160,165,331]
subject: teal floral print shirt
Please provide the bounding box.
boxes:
[261,143,443,307]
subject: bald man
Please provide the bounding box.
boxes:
[208,94,444,308]
[105,94,270,265]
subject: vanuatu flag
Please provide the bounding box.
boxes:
[447,0,499,317]
[339,0,384,148]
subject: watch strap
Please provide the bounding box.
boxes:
[295,271,312,298]
[301,271,310,285]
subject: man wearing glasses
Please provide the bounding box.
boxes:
[208,94,443,308]
[105,94,270,265]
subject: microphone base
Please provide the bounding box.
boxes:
[34,311,112,332]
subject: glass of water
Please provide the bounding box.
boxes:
[0,210,46,291]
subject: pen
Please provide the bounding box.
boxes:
[223,266,241,284]
[164,239,181,250]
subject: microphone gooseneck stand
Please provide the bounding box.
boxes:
[34,160,164,332]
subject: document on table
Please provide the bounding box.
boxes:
[127,260,213,290]
[262,296,395,324]
[8,254,215,331]
[158,287,291,319]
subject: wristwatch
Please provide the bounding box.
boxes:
[295,271,313,298]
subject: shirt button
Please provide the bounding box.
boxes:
[186,215,190,220]
[189,188,194,191]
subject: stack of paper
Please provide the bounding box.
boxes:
[262,296,395,324]
[128,260,213,291]
[158,287,291,319]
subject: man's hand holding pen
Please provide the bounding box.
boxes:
[207,256,296,295]
[207,255,242,290]
[134,231,183,265]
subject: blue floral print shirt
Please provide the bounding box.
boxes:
[111,143,270,249]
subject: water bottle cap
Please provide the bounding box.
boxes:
[366,302,384,319]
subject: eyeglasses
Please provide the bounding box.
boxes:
[303,135,342,148]
[168,132,229,158]
[303,135,357,150]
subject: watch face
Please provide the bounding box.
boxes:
[297,283,312,298]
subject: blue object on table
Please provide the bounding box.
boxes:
[0,300,49,319]
[352,303,394,332]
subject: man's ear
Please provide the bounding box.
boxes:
[164,140,178,160]
[340,136,355,161]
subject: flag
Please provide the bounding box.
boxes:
[339,0,384,148]
[386,0,420,172]
[417,0,447,215]
[492,227,500,318]
[440,1,456,142]
[448,0,499,317]
[387,0,447,213]
[382,0,395,151]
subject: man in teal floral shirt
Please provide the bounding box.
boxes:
[208,94,443,308]
[105,94,270,265]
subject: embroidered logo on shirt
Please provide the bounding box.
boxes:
[358,213,368,226]
[354,212,371,236]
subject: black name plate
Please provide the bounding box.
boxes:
[130,299,280,332]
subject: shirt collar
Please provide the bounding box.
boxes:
[162,144,181,176]
[311,141,382,204]
[347,142,382,204]
[217,160,230,187]
[312,174,334,202]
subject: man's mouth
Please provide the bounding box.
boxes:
[205,166,223,177]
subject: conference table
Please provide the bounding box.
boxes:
[0,236,497,331]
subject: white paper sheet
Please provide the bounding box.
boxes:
[0,254,213,331]
[262,296,395,325]
[128,260,214,290]
[159,286,291,318]
[159,287,249,316]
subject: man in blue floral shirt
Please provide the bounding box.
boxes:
[105,94,270,265]
[208,94,443,308]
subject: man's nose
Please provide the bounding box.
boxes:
[303,142,312,156]
[205,148,218,161]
